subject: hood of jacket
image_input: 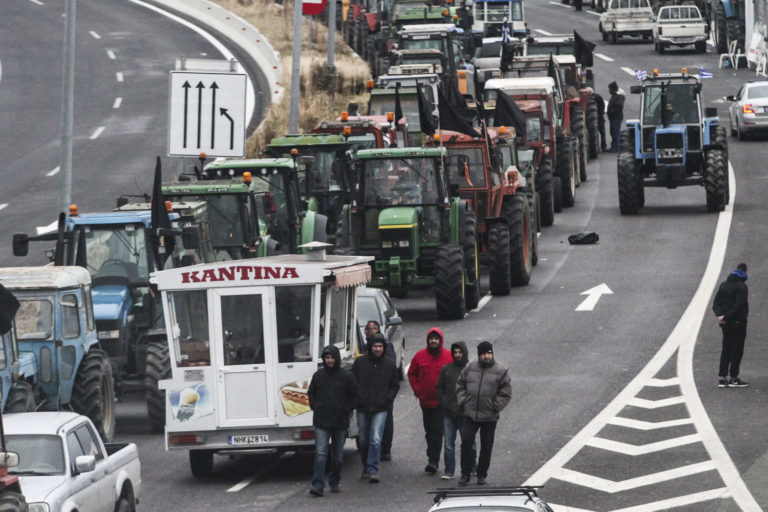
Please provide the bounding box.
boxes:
[321,344,341,371]
[367,333,388,359]
[450,341,468,366]
[729,269,748,281]
[425,327,445,351]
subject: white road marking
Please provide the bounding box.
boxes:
[107,50,116,60]
[90,126,105,139]
[620,66,636,76]
[115,71,124,82]
[471,293,493,313]
[535,29,554,35]
[626,395,685,409]
[607,416,694,430]
[0,204,7,212]
[0,60,3,83]
[555,461,718,493]
[89,30,101,39]
[586,433,701,455]
[609,488,731,512]
[594,53,614,62]
[227,451,292,492]
[548,2,569,8]
[27,0,44,5]
[36,220,58,235]
[586,9,601,16]
[46,166,60,177]
[575,283,612,311]
[647,376,679,386]
[113,97,122,109]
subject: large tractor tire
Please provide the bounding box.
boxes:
[570,136,582,187]
[617,152,642,214]
[503,195,533,286]
[488,223,511,296]
[536,155,555,227]
[704,149,727,212]
[553,175,563,213]
[556,136,576,207]
[727,19,744,53]
[71,349,116,442]
[145,340,171,433]
[460,206,481,311]
[190,449,214,477]
[715,3,728,53]
[435,245,466,320]
[713,126,730,204]
[0,491,27,512]
[619,129,634,153]
[587,95,600,160]
[4,381,35,413]
[570,104,588,181]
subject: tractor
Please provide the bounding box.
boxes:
[335,146,477,319]
[618,69,728,214]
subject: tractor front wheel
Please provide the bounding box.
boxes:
[488,224,511,296]
[571,104,588,180]
[435,245,466,319]
[460,206,480,311]
[704,149,727,212]
[556,136,576,207]
[536,155,555,227]
[145,340,171,433]
[4,381,35,413]
[587,95,600,160]
[503,195,533,286]
[71,349,116,442]
[617,152,642,214]
[0,491,27,512]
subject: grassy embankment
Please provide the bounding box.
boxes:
[212,0,372,156]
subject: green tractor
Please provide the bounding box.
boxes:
[335,147,477,319]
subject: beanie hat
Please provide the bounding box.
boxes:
[608,81,618,91]
[477,341,493,355]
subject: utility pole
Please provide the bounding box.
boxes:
[327,0,336,68]
[61,0,76,212]
[289,0,303,133]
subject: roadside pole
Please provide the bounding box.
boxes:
[289,0,303,133]
[327,0,336,68]
[61,0,76,212]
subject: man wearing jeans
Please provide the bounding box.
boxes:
[456,341,512,486]
[307,345,360,496]
[352,334,399,483]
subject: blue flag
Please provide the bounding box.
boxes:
[700,67,713,79]
[634,69,647,82]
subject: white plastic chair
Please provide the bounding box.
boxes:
[719,40,745,69]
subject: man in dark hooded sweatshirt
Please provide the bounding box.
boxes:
[307,345,360,496]
[456,341,512,486]
[408,327,453,474]
[713,263,750,388]
[436,341,476,480]
[351,333,399,483]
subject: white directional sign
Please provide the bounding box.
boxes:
[168,71,246,157]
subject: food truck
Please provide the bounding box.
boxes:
[152,247,372,476]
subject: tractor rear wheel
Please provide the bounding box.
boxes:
[715,3,728,53]
[503,195,533,286]
[71,349,116,442]
[704,149,727,212]
[190,450,214,477]
[619,129,634,153]
[4,381,35,413]
[488,224,511,296]
[570,104,588,181]
[553,175,563,213]
[727,18,744,54]
[617,152,642,214]
[145,340,171,433]
[435,245,466,319]
[587,95,600,160]
[460,206,480,311]
[556,136,576,207]
[532,192,540,266]
[536,155,555,227]
[0,491,27,512]
[713,125,730,204]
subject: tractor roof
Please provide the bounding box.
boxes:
[485,76,556,95]
[640,72,702,85]
[315,117,390,131]
[66,209,162,227]
[399,24,462,34]
[0,266,92,291]
[267,134,348,148]
[356,146,446,159]
[553,54,577,65]
[206,158,294,169]
[164,181,251,194]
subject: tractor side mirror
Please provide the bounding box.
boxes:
[0,451,19,468]
[12,234,29,257]
[181,226,200,249]
[630,86,642,94]
[705,107,718,118]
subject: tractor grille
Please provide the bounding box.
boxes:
[379,228,414,259]
[656,132,684,164]
[686,126,701,151]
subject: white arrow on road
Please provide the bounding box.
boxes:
[575,283,613,311]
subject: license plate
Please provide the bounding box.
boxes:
[228,434,269,446]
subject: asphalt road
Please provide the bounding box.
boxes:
[3,1,768,511]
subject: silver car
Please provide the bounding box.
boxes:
[727,81,768,140]
[357,287,405,377]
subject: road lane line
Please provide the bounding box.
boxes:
[535,29,553,35]
[226,451,290,492]
[594,53,614,62]
[113,97,122,109]
[554,460,718,493]
[0,60,2,83]
[90,126,105,140]
[46,166,60,177]
[36,220,58,235]
[586,10,601,16]
[471,293,492,313]
[620,66,636,76]
[107,50,116,60]
[116,71,124,82]
[647,376,679,386]
[0,204,7,212]
[28,0,44,5]
[89,30,101,40]
[548,2,570,8]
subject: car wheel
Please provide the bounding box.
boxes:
[737,120,746,141]
[730,115,736,137]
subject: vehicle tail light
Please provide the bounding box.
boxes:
[658,27,662,35]
[170,433,205,444]
[743,104,755,114]
[295,429,315,440]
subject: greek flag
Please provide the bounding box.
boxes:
[634,69,647,82]
[700,67,713,79]
[502,18,511,44]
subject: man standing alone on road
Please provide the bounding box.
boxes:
[352,333,399,483]
[307,345,360,496]
[713,263,750,388]
[408,328,453,475]
[607,81,625,152]
[456,341,512,486]
[594,92,608,152]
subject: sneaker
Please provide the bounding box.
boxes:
[309,486,324,497]
[718,377,729,388]
[458,474,470,486]
[441,473,454,480]
[380,453,392,462]
[361,472,370,479]
[330,485,341,493]
[369,473,380,483]
[424,463,437,474]
[729,377,749,387]
[477,475,487,485]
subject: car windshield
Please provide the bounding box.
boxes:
[643,84,699,124]
[15,299,54,340]
[369,94,423,131]
[74,224,149,284]
[747,85,768,99]
[363,157,440,206]
[7,435,66,475]
[357,296,380,327]
[401,38,447,54]
[446,147,487,188]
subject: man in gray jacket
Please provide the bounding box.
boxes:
[456,341,512,486]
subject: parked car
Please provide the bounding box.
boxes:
[429,486,555,512]
[599,0,655,43]
[356,287,405,377]
[5,412,140,512]
[727,81,768,140]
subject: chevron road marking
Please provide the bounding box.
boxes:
[626,396,686,409]
[608,416,694,430]
[586,434,701,455]
[554,460,718,493]
[646,377,679,387]
[610,488,732,512]
[550,505,595,512]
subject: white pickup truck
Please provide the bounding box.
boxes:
[599,0,655,43]
[653,4,709,53]
[4,412,141,512]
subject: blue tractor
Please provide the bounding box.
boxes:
[707,0,745,54]
[618,70,728,214]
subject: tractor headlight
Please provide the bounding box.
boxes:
[657,148,683,159]
[381,241,393,248]
[398,240,410,247]
[98,330,121,340]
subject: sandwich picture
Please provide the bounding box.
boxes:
[280,378,311,417]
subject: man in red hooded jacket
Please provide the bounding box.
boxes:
[407,327,453,474]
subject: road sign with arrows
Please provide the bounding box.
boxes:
[168,71,246,157]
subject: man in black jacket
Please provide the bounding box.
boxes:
[308,345,360,496]
[594,92,608,152]
[351,334,399,483]
[713,263,750,388]
[607,81,625,152]
[364,320,396,461]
